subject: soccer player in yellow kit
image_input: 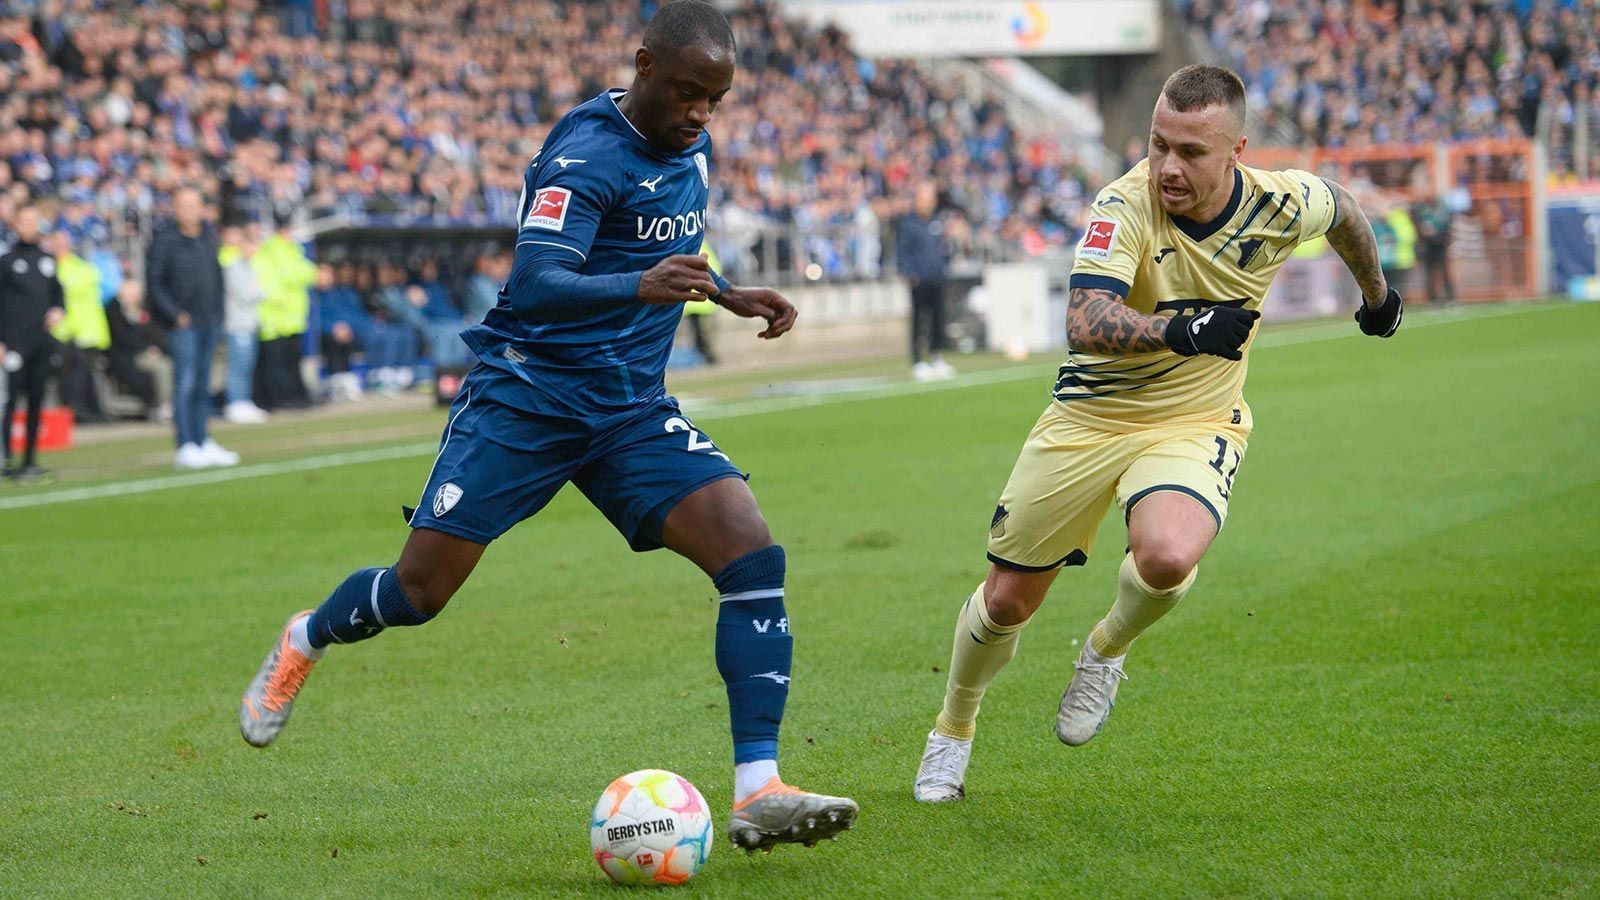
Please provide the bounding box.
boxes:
[913,65,1403,802]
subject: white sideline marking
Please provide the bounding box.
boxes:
[0,301,1572,513]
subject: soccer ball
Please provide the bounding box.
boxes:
[590,769,714,886]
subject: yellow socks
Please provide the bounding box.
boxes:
[934,585,1029,741]
[1088,553,1196,659]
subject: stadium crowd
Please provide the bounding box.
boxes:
[1178,0,1600,178]
[0,0,1092,280]
[0,0,1096,459]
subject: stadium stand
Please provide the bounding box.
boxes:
[1175,0,1600,179]
[0,0,1095,282]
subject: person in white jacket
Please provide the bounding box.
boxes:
[220,224,269,424]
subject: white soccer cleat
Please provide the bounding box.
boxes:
[1055,642,1128,746]
[913,730,971,802]
[240,611,319,747]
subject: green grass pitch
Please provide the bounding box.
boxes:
[2,302,1597,896]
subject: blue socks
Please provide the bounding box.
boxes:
[713,545,791,765]
[305,566,432,649]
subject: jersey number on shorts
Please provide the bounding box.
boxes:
[665,416,730,460]
[1209,436,1240,500]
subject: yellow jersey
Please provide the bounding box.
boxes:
[1059,160,1336,429]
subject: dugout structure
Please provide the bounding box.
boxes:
[1248,139,1548,302]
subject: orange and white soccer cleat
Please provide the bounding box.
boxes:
[727,777,857,853]
[239,611,318,747]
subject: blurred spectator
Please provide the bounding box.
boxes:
[253,218,316,411]
[0,204,64,482]
[47,227,110,424]
[374,262,424,389]
[1384,202,1418,298]
[412,259,472,371]
[313,262,368,402]
[352,262,418,393]
[463,253,504,324]
[897,183,954,382]
[682,245,724,366]
[105,280,173,422]
[1414,194,1456,304]
[146,186,235,469]
[219,224,269,424]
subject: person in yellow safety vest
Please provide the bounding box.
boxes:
[682,244,720,365]
[251,218,318,409]
[45,228,112,423]
[1382,203,1417,297]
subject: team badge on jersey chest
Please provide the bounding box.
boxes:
[694,152,708,187]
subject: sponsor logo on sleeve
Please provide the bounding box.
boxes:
[1078,219,1119,261]
[523,187,572,231]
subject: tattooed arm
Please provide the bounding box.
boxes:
[1321,178,1389,307]
[1065,286,1168,355]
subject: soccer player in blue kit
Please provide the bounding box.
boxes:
[239,1,858,852]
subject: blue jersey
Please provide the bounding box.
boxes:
[463,89,715,416]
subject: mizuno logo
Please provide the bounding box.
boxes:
[1154,247,1176,263]
[553,157,586,168]
[752,672,791,684]
[639,175,664,193]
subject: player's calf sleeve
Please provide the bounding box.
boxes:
[712,545,791,764]
[1089,553,1196,658]
[936,585,1029,742]
[305,566,434,650]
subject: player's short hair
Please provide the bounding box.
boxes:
[1161,65,1246,123]
[643,0,736,60]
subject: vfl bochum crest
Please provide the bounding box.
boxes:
[433,483,463,517]
[694,152,708,188]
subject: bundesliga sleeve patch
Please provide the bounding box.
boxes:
[1077,219,1119,261]
[523,186,572,231]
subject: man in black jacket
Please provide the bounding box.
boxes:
[896,182,955,381]
[146,186,238,469]
[0,205,65,482]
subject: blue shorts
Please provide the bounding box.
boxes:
[407,365,745,550]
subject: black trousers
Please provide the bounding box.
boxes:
[107,350,156,407]
[323,335,357,374]
[1421,245,1454,303]
[57,345,107,423]
[253,335,313,410]
[3,347,55,469]
[910,279,946,364]
[686,315,716,365]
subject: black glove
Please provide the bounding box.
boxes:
[1165,306,1260,361]
[1355,286,1403,337]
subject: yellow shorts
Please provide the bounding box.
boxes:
[986,404,1249,572]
